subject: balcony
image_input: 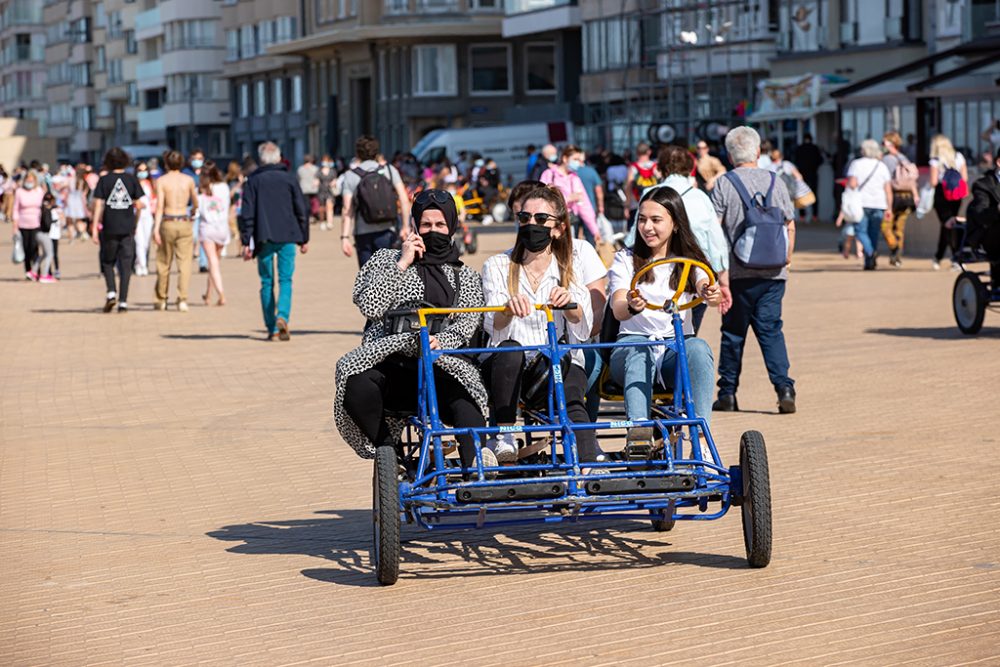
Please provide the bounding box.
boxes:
[502,0,578,38]
[506,0,573,15]
[135,59,164,89]
[135,8,162,41]
[137,107,165,135]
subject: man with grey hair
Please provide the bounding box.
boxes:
[710,126,797,414]
[239,141,309,341]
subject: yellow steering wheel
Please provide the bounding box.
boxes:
[629,257,716,312]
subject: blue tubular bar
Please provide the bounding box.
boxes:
[398,305,735,531]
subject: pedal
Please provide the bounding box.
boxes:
[625,427,655,460]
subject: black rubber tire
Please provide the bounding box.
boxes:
[372,445,401,586]
[739,431,772,568]
[953,272,987,335]
[650,510,675,532]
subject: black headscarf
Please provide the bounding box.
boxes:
[411,189,462,307]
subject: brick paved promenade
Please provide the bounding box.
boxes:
[2,225,998,666]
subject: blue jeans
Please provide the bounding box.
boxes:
[583,347,603,422]
[356,229,397,268]
[856,208,884,259]
[257,242,296,334]
[609,334,715,423]
[717,278,793,397]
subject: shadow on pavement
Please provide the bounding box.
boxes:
[207,508,747,587]
[866,326,1000,340]
[162,329,362,341]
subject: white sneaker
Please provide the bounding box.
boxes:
[479,447,498,469]
[490,432,519,463]
[932,260,941,271]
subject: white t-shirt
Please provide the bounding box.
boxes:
[481,239,605,368]
[929,152,966,172]
[847,157,892,209]
[608,249,709,338]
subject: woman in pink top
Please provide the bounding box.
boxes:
[14,170,45,280]
[540,145,601,245]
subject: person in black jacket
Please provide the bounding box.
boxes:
[794,133,823,222]
[239,142,309,341]
[967,147,1000,267]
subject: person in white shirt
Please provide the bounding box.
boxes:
[846,139,893,270]
[481,186,605,464]
[608,186,721,445]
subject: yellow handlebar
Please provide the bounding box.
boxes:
[416,303,572,327]
[628,257,716,312]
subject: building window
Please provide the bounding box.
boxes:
[73,106,95,130]
[225,29,239,61]
[524,42,555,94]
[470,0,501,8]
[95,45,106,71]
[412,44,456,97]
[273,77,284,113]
[239,25,255,58]
[127,82,138,106]
[384,0,409,14]
[378,50,387,100]
[255,80,266,115]
[291,74,303,112]
[469,44,511,95]
[124,29,136,54]
[165,19,217,51]
[239,82,249,118]
[418,0,457,11]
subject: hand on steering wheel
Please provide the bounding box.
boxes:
[629,257,717,312]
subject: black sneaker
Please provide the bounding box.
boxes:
[777,385,796,414]
[103,296,118,313]
[712,394,739,412]
[117,304,128,313]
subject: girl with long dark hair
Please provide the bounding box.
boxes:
[608,186,721,440]
[197,160,231,305]
[481,185,606,464]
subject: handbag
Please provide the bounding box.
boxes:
[915,185,935,219]
[792,180,816,209]
[11,232,24,264]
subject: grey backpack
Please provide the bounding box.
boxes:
[723,172,789,270]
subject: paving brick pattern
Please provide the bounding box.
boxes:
[1,225,998,665]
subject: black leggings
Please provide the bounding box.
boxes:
[485,340,601,462]
[343,356,484,468]
[933,188,963,261]
[99,232,135,301]
[20,229,37,274]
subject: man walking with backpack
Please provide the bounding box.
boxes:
[881,131,920,267]
[711,126,797,414]
[340,135,410,268]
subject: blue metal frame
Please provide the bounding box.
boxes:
[402,305,737,529]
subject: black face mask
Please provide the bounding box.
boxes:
[517,223,552,253]
[420,230,454,262]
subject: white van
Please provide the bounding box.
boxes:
[411,122,574,184]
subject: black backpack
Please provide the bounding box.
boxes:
[352,166,398,224]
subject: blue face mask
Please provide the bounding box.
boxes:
[137,170,149,179]
[23,181,36,190]
[190,159,204,169]
[568,159,582,172]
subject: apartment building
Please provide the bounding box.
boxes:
[44,0,101,163]
[576,0,779,153]
[0,0,48,134]
[91,0,141,151]
[268,0,570,159]
[134,0,229,157]
[221,0,305,164]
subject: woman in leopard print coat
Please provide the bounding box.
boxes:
[334,190,488,462]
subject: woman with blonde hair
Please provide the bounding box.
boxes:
[928,134,969,269]
[480,185,606,464]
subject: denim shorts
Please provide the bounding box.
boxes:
[841,222,857,238]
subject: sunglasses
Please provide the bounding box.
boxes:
[414,189,453,206]
[517,211,559,225]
